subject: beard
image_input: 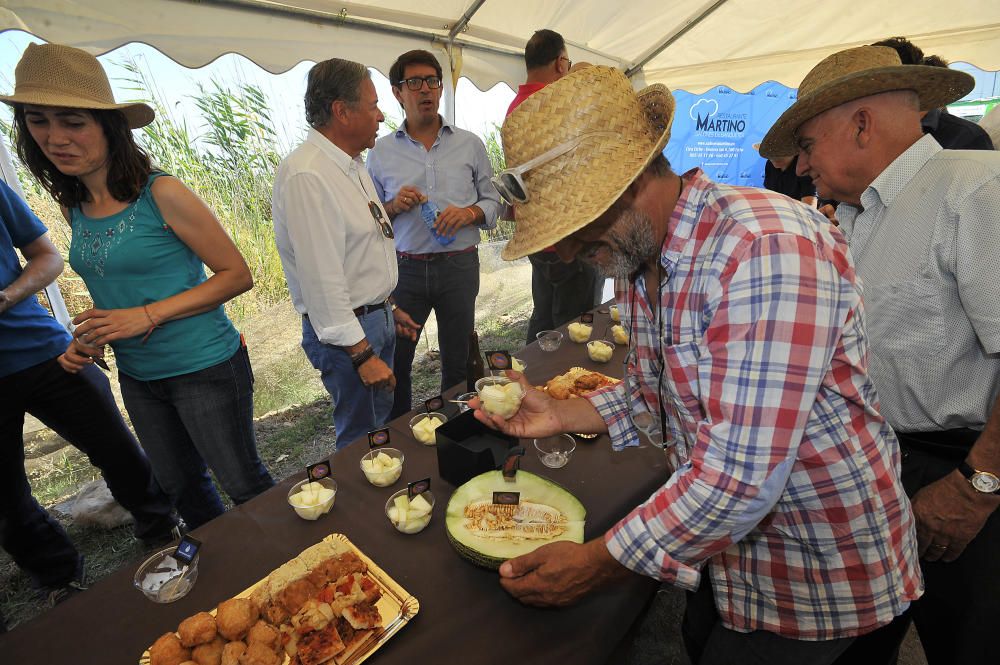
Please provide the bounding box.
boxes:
[582,206,659,279]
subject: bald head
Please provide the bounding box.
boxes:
[793,90,924,204]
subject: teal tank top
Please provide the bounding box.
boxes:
[68,173,239,380]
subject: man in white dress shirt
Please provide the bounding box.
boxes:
[272,58,420,449]
[761,45,1000,665]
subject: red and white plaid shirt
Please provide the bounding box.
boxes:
[589,169,922,640]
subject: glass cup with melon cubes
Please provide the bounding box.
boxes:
[475,376,525,420]
[360,448,404,487]
[287,478,338,520]
[386,489,435,534]
[409,412,447,445]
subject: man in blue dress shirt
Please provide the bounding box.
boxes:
[367,49,500,417]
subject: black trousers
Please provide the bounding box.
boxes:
[833,430,999,665]
[681,576,854,665]
[525,251,600,344]
[0,358,176,587]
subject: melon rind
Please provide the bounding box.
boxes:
[445,470,586,570]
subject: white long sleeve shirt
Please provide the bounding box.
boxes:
[272,128,397,347]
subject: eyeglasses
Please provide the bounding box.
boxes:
[559,56,572,69]
[368,201,394,239]
[398,75,442,91]
[491,131,616,205]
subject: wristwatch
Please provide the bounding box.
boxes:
[957,461,1000,495]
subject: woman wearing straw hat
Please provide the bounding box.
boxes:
[2,43,274,529]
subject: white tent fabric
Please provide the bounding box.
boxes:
[2,0,998,94]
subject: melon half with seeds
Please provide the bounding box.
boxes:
[445,470,586,569]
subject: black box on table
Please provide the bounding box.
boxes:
[435,410,518,487]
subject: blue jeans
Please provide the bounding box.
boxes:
[390,250,480,418]
[0,359,175,587]
[118,345,274,529]
[301,306,395,450]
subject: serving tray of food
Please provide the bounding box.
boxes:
[141,533,418,665]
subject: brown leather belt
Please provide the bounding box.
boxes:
[352,300,390,317]
[397,246,477,261]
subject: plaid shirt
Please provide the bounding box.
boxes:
[589,169,922,640]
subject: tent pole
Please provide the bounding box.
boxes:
[0,140,72,330]
[625,0,731,78]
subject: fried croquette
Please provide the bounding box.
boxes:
[246,620,280,651]
[238,641,282,665]
[220,641,246,665]
[277,577,317,615]
[216,597,259,640]
[261,599,290,625]
[191,636,225,665]
[178,611,217,647]
[149,632,192,665]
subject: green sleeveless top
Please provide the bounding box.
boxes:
[68,173,239,380]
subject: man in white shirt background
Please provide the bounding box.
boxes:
[272,58,420,450]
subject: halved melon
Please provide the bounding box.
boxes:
[445,470,586,569]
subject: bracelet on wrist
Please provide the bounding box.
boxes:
[141,304,161,345]
[350,346,376,370]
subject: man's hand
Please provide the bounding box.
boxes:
[357,356,396,392]
[388,186,425,218]
[57,337,105,374]
[392,307,421,341]
[818,203,839,226]
[73,307,151,345]
[434,205,477,238]
[498,539,634,607]
[911,470,999,562]
[470,372,567,439]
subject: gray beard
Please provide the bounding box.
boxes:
[595,208,660,279]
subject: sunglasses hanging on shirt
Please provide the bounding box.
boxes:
[357,172,394,239]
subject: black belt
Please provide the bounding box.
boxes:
[352,300,389,317]
[896,428,980,461]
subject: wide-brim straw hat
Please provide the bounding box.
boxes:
[0,43,154,129]
[500,65,674,260]
[760,45,973,158]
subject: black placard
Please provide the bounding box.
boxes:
[485,350,512,371]
[424,395,445,413]
[493,491,520,505]
[173,535,202,565]
[407,477,431,499]
[367,428,391,449]
[580,312,594,324]
[502,446,525,481]
[307,460,331,481]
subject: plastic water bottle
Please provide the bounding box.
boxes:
[420,201,455,246]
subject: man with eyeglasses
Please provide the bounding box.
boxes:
[367,49,500,418]
[272,58,420,450]
[473,65,920,664]
[505,29,601,346]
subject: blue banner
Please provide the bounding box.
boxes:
[665,82,798,187]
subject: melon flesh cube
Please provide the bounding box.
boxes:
[409,494,432,517]
[388,506,399,522]
[289,493,309,507]
[393,495,410,522]
[315,488,335,503]
[361,459,377,473]
[375,452,393,469]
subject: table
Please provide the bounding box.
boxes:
[0,307,671,664]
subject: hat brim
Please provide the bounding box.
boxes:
[0,92,155,129]
[500,84,674,261]
[759,65,973,158]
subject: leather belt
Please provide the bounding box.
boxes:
[397,246,477,261]
[352,300,390,317]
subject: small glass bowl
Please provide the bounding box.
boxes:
[134,546,200,603]
[587,340,615,363]
[475,375,525,419]
[534,434,577,469]
[536,330,564,352]
[360,448,404,487]
[567,322,593,343]
[287,477,337,520]
[511,357,527,373]
[385,489,436,534]
[409,412,447,446]
[456,391,477,412]
[609,323,628,346]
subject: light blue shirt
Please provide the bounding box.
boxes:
[366,117,500,254]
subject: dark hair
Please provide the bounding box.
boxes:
[872,37,924,65]
[305,59,370,128]
[13,106,152,209]
[389,50,443,89]
[921,54,950,68]
[525,29,566,70]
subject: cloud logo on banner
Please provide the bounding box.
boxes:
[690,98,719,124]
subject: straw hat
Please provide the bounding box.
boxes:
[759,45,972,158]
[0,43,154,129]
[499,65,674,260]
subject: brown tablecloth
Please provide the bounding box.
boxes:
[0,307,670,664]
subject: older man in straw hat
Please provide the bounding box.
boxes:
[760,46,1000,665]
[475,64,920,664]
